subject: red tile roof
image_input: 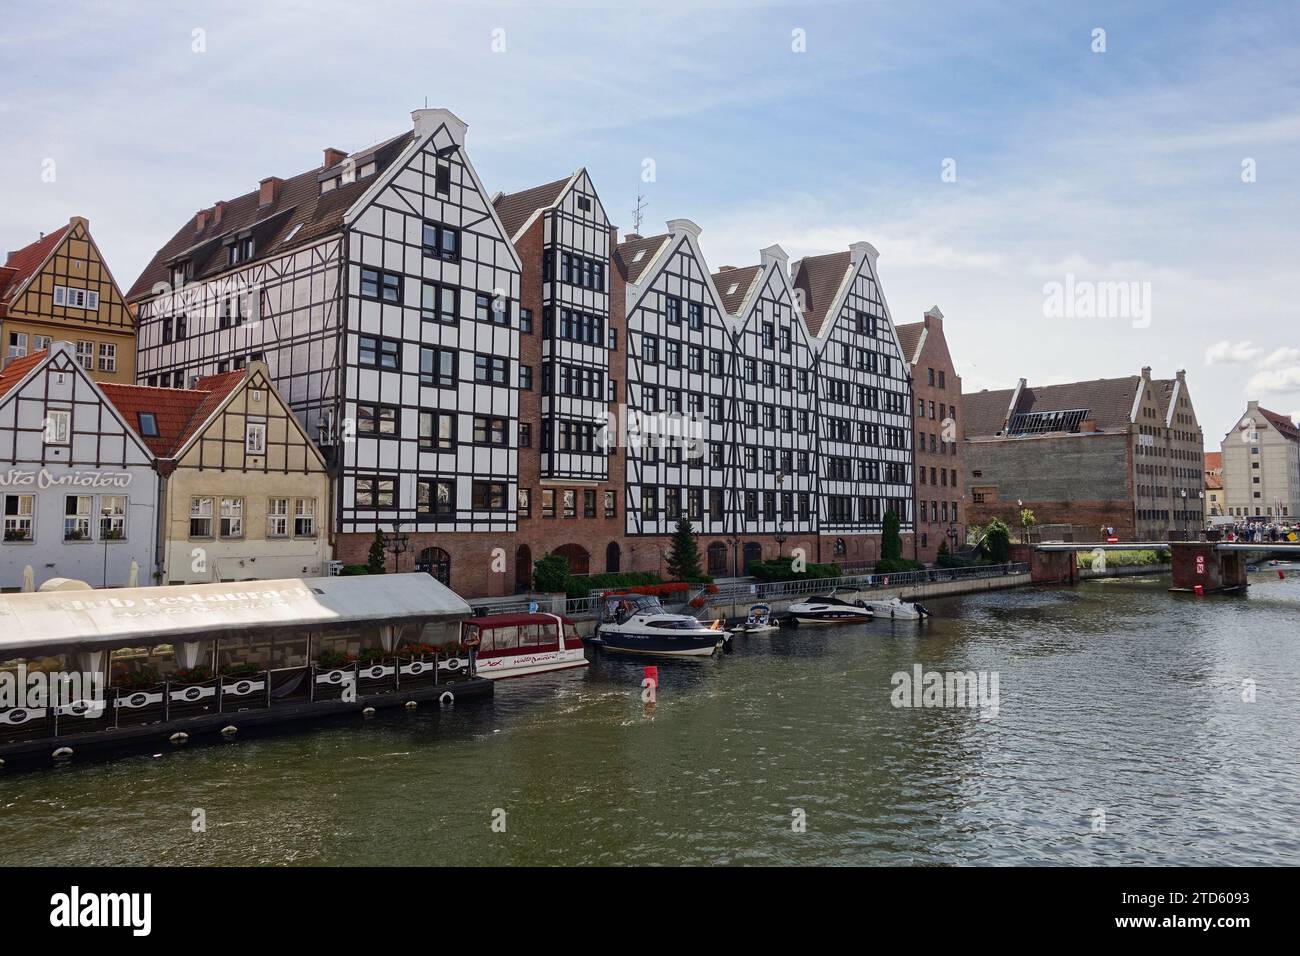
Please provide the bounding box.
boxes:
[1,224,71,304]
[1204,451,1222,472]
[0,350,49,401]
[1259,406,1300,444]
[792,251,851,336]
[492,175,571,240]
[100,369,245,458]
[1205,471,1223,490]
[711,265,762,316]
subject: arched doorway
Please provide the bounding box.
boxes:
[742,542,763,574]
[707,542,727,576]
[515,544,532,593]
[605,541,621,573]
[417,547,451,587]
[552,543,590,576]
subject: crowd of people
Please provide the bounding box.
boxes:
[1207,520,1300,543]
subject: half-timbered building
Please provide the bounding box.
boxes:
[1,217,136,383]
[794,243,914,566]
[0,343,157,590]
[128,109,522,595]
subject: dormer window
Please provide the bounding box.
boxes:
[170,260,192,289]
[227,237,255,267]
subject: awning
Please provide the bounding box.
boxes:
[0,573,472,658]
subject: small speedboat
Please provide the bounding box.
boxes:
[591,594,728,657]
[732,603,779,634]
[786,595,874,625]
[858,596,931,620]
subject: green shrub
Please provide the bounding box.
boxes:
[937,552,991,569]
[533,553,570,593]
[565,570,663,598]
[340,563,371,576]
[748,558,842,582]
[981,518,1012,563]
[875,557,925,574]
[881,510,903,562]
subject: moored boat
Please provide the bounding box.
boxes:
[858,596,931,620]
[463,612,588,679]
[732,602,780,634]
[592,594,727,657]
[786,595,874,625]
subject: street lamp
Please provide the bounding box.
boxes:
[773,470,787,554]
[383,523,410,573]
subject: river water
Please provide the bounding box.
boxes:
[2,574,1298,866]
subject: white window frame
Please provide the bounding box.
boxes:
[267,497,289,538]
[7,331,27,361]
[99,495,127,540]
[220,497,244,539]
[55,285,99,310]
[293,497,316,537]
[3,494,35,542]
[64,495,93,541]
[45,408,71,445]
[75,340,94,370]
[189,496,214,538]
[245,420,267,455]
[98,342,117,372]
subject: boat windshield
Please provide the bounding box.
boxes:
[603,593,666,622]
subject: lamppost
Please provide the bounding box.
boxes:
[773,471,787,556]
[383,523,410,573]
[1179,489,1188,541]
[727,534,741,619]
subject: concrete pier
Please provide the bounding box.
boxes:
[1169,543,1248,593]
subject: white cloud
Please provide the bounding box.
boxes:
[1246,366,1300,395]
[1259,346,1300,369]
[1204,340,1264,366]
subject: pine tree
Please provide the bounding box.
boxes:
[366,529,387,574]
[666,515,704,581]
[881,510,903,562]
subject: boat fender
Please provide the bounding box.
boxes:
[439,691,455,707]
[52,747,73,760]
[362,706,376,717]
[0,758,5,769]
[169,732,189,745]
[405,700,418,709]
[220,725,238,736]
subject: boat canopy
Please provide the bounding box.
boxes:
[0,573,473,658]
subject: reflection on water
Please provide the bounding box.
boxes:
[2,575,1298,866]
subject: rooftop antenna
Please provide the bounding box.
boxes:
[632,187,647,234]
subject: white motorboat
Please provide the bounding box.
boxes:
[786,595,874,625]
[591,594,728,657]
[731,603,779,634]
[857,596,931,620]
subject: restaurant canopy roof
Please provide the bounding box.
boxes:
[0,573,472,658]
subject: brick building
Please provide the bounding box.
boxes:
[964,367,1204,541]
[896,307,964,562]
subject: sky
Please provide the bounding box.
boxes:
[2,0,1298,447]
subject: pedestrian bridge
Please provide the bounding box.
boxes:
[1021,541,1299,592]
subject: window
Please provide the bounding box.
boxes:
[420,411,455,450]
[472,481,508,511]
[472,415,509,445]
[542,489,556,518]
[45,409,71,444]
[476,292,510,325]
[267,498,290,537]
[666,298,681,324]
[518,422,532,448]
[641,487,658,521]
[604,490,616,518]
[359,335,401,369]
[359,268,402,303]
[474,353,509,384]
[517,488,532,518]
[421,282,458,323]
[291,498,315,536]
[97,495,127,539]
[63,495,93,540]
[356,404,398,436]
[422,221,460,261]
[189,497,214,537]
[584,490,597,518]
[519,365,533,390]
[642,335,659,364]
[435,163,451,195]
[3,494,35,541]
[245,420,267,453]
[417,479,455,517]
[53,285,100,310]
[219,498,244,538]
[356,477,396,509]
[420,346,456,388]
[137,412,159,438]
[6,332,26,361]
[688,302,703,330]
[519,308,533,334]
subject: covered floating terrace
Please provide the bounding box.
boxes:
[0,573,491,764]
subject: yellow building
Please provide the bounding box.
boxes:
[102,362,332,584]
[0,216,136,384]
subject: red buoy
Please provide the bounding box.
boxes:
[1279,570,1286,580]
[643,665,659,688]
[1194,584,1204,596]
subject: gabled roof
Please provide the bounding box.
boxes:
[895,321,924,365]
[127,133,414,300]
[1259,406,1300,443]
[0,351,48,402]
[100,369,245,458]
[964,375,1142,437]
[1204,451,1222,472]
[1205,472,1223,490]
[791,251,851,336]
[711,265,763,316]
[492,175,572,241]
[1,224,72,307]
[614,233,671,285]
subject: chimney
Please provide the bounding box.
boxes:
[760,243,789,270]
[258,176,283,207]
[717,265,737,272]
[1140,365,1152,380]
[849,240,879,267]
[623,232,641,243]
[1175,368,1186,382]
[195,209,208,232]
[323,147,347,169]
[412,107,468,147]
[924,305,944,326]
[212,201,225,226]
